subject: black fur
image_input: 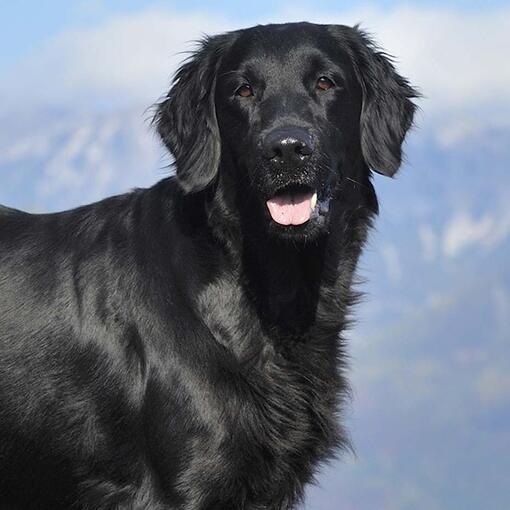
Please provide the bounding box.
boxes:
[0,22,417,509]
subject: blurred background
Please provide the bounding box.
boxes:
[1,1,509,508]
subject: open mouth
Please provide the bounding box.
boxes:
[266,184,329,226]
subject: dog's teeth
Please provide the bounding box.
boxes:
[311,193,317,210]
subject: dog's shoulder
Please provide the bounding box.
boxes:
[0,177,180,251]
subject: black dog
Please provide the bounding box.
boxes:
[0,22,417,509]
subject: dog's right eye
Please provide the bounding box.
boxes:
[236,84,253,98]
[317,76,335,91]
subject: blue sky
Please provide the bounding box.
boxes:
[1,2,509,509]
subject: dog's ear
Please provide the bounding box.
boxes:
[154,34,233,193]
[338,26,419,177]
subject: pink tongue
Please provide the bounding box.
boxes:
[266,192,314,226]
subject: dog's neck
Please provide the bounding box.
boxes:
[201,168,377,342]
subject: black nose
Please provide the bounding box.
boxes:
[262,127,314,164]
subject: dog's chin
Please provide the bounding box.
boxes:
[266,216,329,242]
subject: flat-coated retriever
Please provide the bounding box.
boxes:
[0,22,417,510]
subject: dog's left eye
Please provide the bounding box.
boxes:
[317,77,335,91]
[236,84,253,98]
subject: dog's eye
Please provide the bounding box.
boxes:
[317,77,335,91]
[236,84,253,98]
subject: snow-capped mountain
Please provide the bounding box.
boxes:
[0,108,163,212]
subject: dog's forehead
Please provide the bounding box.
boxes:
[222,22,350,74]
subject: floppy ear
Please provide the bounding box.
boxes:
[347,26,419,177]
[154,34,233,193]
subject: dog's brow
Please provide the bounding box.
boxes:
[218,70,240,79]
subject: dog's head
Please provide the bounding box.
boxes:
[155,23,418,240]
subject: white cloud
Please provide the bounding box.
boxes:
[491,285,510,342]
[443,210,510,257]
[358,7,510,114]
[436,117,503,149]
[418,223,437,262]
[476,367,510,406]
[443,212,494,257]
[0,9,230,111]
[0,4,508,135]
[425,292,456,311]
[381,242,402,285]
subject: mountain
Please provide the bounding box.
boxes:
[0,108,162,212]
[1,109,508,510]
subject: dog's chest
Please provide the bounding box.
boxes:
[181,275,340,506]
[170,352,338,508]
